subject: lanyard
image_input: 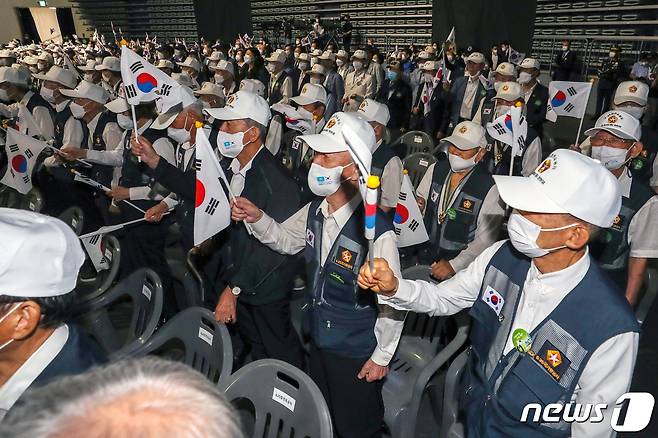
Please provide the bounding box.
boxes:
[437,169,471,223]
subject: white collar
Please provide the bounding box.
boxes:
[373,138,383,153]
[20,90,34,105]
[317,192,362,229]
[617,168,633,198]
[87,112,102,131]
[527,247,591,295]
[0,324,69,415]
[137,119,153,135]
[229,145,264,176]
[55,99,69,113]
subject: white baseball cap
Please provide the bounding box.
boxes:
[319,51,336,62]
[265,50,286,64]
[422,61,440,71]
[494,62,517,78]
[204,90,271,127]
[417,51,430,60]
[494,81,523,101]
[151,85,197,130]
[155,59,175,70]
[176,56,202,72]
[32,65,78,89]
[172,72,196,89]
[336,50,348,59]
[194,81,225,99]
[37,52,54,64]
[298,53,311,62]
[238,79,265,97]
[493,149,622,228]
[311,49,323,57]
[614,81,649,106]
[584,110,641,141]
[208,51,226,62]
[78,60,98,71]
[209,59,234,76]
[0,66,29,86]
[310,63,326,76]
[60,80,110,103]
[94,56,120,72]
[299,111,376,161]
[351,50,367,60]
[442,121,485,150]
[466,52,485,64]
[22,56,38,66]
[0,208,85,297]
[519,58,540,70]
[291,83,327,106]
[357,98,390,126]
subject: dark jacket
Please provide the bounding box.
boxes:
[524,82,549,137]
[220,149,301,305]
[386,78,412,130]
[449,76,489,127]
[552,50,578,81]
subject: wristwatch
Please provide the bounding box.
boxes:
[230,286,242,296]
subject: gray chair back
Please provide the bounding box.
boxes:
[220,359,333,438]
[636,265,658,325]
[397,130,434,156]
[439,348,469,438]
[74,268,163,358]
[126,307,233,385]
[58,206,84,235]
[403,152,436,189]
[76,234,121,303]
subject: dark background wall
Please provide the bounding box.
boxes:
[193,0,252,43]
[433,1,537,54]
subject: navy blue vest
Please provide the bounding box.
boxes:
[53,102,74,149]
[25,92,54,129]
[87,111,117,187]
[420,161,494,264]
[461,242,639,438]
[268,71,290,104]
[303,199,393,358]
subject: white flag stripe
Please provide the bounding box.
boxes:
[394,173,429,248]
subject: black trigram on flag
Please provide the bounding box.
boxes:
[24,148,33,159]
[492,123,506,135]
[409,219,420,232]
[399,192,407,201]
[124,84,138,99]
[194,158,202,171]
[516,136,526,151]
[158,84,172,97]
[564,103,575,113]
[22,175,29,184]
[89,234,100,245]
[129,61,144,74]
[205,198,220,215]
[567,86,577,97]
[394,227,401,236]
[9,144,19,153]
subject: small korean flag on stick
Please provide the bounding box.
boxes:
[482,286,505,315]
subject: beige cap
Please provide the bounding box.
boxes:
[494,62,517,78]
[266,50,286,64]
[194,81,225,99]
[176,56,202,72]
[351,50,367,60]
[357,98,390,126]
[0,66,30,86]
[60,80,110,104]
[319,51,336,62]
[310,64,326,76]
[155,59,175,70]
[37,52,54,64]
[494,81,523,101]
[442,121,485,150]
[210,59,235,77]
[298,53,311,62]
[78,60,98,71]
[613,81,649,106]
[466,52,485,64]
[518,58,540,70]
[421,61,440,71]
[94,56,120,72]
[291,83,327,106]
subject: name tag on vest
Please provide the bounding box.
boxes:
[334,246,358,270]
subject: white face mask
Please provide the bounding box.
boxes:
[353,60,363,71]
[336,59,344,67]
[448,151,479,173]
[243,54,253,65]
[310,76,323,85]
[70,101,88,119]
[507,212,578,258]
[40,86,57,103]
[494,104,511,118]
[266,63,276,73]
[299,62,309,71]
[214,73,225,84]
[168,125,191,144]
[615,105,645,120]
[307,162,352,197]
[216,127,253,158]
[0,303,21,352]
[518,71,533,85]
[116,113,132,130]
[296,106,315,121]
[591,143,635,170]
[84,73,96,82]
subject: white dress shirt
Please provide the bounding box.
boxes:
[460,76,480,120]
[229,145,264,196]
[618,169,658,258]
[269,70,293,105]
[0,91,55,139]
[44,100,85,168]
[382,240,639,438]
[416,163,506,272]
[0,324,69,421]
[251,193,406,366]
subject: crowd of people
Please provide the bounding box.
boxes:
[0,29,657,437]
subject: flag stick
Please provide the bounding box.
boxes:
[130,104,142,163]
[78,211,171,239]
[0,125,92,168]
[69,168,146,214]
[574,84,593,145]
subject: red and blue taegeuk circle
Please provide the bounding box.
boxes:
[136,72,158,93]
[551,90,566,107]
[195,179,205,208]
[504,114,513,131]
[394,204,409,224]
[11,155,28,173]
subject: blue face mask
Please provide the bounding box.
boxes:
[387,70,398,82]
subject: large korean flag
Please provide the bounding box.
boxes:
[394,173,429,248]
[193,128,231,246]
[1,128,47,194]
[546,81,592,122]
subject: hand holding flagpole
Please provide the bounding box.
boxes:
[364,175,380,273]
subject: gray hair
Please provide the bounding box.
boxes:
[244,118,267,143]
[0,357,243,438]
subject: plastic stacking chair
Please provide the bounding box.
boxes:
[125,307,233,385]
[75,234,121,304]
[636,265,658,325]
[382,265,471,438]
[180,247,207,308]
[397,130,434,156]
[20,186,44,212]
[439,348,470,438]
[57,206,84,235]
[403,152,436,189]
[74,268,163,358]
[220,359,333,438]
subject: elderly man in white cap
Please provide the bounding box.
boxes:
[201,91,305,370]
[449,52,488,128]
[36,51,53,75]
[516,58,549,138]
[0,49,16,67]
[210,59,237,98]
[409,50,434,100]
[0,66,54,139]
[94,56,122,99]
[472,62,514,126]
[265,50,293,105]
[0,209,106,421]
[194,81,225,109]
[359,149,640,438]
[415,120,504,280]
[581,110,658,306]
[79,59,100,84]
[177,56,205,88]
[231,112,405,438]
[357,98,403,212]
[319,50,344,119]
[485,81,542,177]
[342,49,374,112]
[155,59,175,76]
[335,49,352,82]
[295,52,312,94]
[410,60,449,139]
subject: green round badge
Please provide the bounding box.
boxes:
[604,231,613,243]
[512,328,532,353]
[446,208,457,220]
[632,158,644,171]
